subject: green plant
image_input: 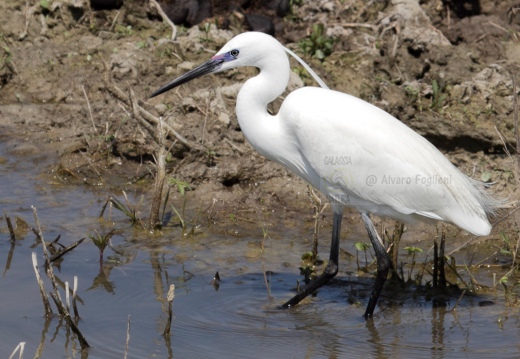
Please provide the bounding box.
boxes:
[404,85,419,101]
[136,41,147,49]
[298,24,336,61]
[115,24,133,36]
[299,251,318,284]
[100,193,143,226]
[88,229,115,262]
[481,171,492,182]
[202,22,212,42]
[430,79,448,111]
[404,246,423,283]
[500,231,520,269]
[40,0,50,10]
[168,177,191,229]
[286,0,303,18]
[354,242,371,270]
[292,67,311,82]
[205,148,216,166]
[499,276,520,306]
[1,45,11,65]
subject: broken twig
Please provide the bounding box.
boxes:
[32,252,53,317]
[149,0,177,40]
[163,284,175,335]
[103,78,202,151]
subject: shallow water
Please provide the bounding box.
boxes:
[1,131,519,359]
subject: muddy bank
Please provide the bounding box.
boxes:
[0,0,518,251]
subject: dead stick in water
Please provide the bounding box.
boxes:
[49,292,90,349]
[31,252,53,317]
[65,281,70,312]
[149,117,167,230]
[450,289,466,312]
[72,276,80,319]
[32,206,89,349]
[32,206,64,303]
[8,342,25,359]
[50,238,85,262]
[163,284,175,335]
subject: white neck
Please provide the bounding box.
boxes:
[235,48,290,161]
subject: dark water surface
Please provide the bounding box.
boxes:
[1,132,519,359]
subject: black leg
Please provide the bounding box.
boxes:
[361,212,391,319]
[280,208,343,308]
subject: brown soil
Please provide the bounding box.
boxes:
[0,0,519,253]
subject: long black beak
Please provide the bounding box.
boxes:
[150,57,224,98]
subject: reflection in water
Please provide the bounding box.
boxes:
[366,319,385,359]
[88,263,116,293]
[34,317,51,359]
[212,271,221,291]
[4,240,15,277]
[87,245,137,294]
[3,216,30,277]
[150,251,166,304]
[431,305,446,359]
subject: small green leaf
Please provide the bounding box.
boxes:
[355,242,370,251]
[500,230,510,246]
[404,246,423,254]
[480,171,492,182]
[432,80,438,94]
[168,178,191,196]
[301,251,314,261]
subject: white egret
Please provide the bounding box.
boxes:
[150,32,500,318]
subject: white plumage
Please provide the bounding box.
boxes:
[151,31,500,318]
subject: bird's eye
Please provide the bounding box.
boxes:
[230,49,239,58]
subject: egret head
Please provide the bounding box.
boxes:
[150,32,284,98]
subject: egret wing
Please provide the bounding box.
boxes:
[279,87,490,235]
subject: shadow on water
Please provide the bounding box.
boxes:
[1,130,520,359]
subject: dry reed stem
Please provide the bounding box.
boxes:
[49,292,89,349]
[32,206,89,349]
[31,206,64,302]
[8,342,25,359]
[513,74,519,186]
[31,252,53,317]
[149,117,167,230]
[73,276,80,319]
[50,237,85,262]
[81,84,97,132]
